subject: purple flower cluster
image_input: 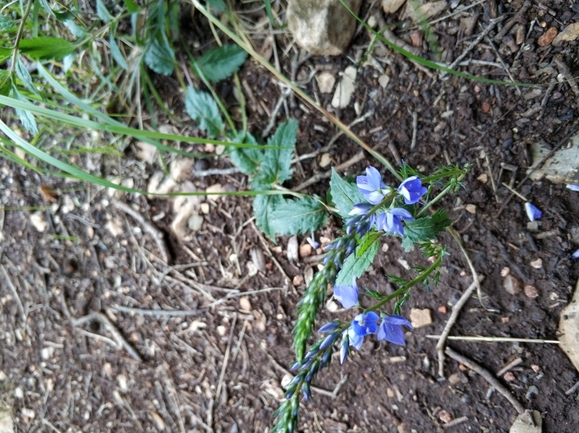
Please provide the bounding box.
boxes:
[327,279,413,364]
[351,167,427,236]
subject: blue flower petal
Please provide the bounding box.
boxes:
[573,249,579,259]
[398,176,427,204]
[334,280,359,309]
[318,322,339,333]
[567,184,579,192]
[525,202,542,222]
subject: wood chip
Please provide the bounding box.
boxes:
[537,27,558,46]
[331,66,357,109]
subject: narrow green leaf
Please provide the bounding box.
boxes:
[196,44,247,82]
[11,86,38,135]
[63,19,87,37]
[144,35,175,75]
[123,0,140,13]
[15,57,40,97]
[0,70,10,96]
[184,86,224,138]
[269,196,328,236]
[335,232,380,286]
[19,37,76,60]
[252,119,297,188]
[229,132,263,174]
[0,15,15,31]
[329,168,365,218]
[253,194,283,241]
[37,0,55,16]
[96,0,113,21]
[206,0,226,12]
[109,34,128,70]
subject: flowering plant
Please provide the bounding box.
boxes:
[273,163,468,432]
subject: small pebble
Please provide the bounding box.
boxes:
[465,204,477,214]
[524,285,539,299]
[500,267,511,277]
[409,308,432,328]
[319,153,332,168]
[299,244,312,258]
[504,371,516,381]
[530,258,543,269]
[437,305,447,314]
[217,325,227,336]
[438,410,453,423]
[503,274,522,295]
[531,364,541,373]
[292,275,304,286]
[239,297,252,312]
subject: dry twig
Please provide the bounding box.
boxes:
[445,347,525,414]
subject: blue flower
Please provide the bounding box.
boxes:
[318,322,339,333]
[347,311,379,350]
[375,208,414,236]
[398,176,427,204]
[377,315,413,345]
[346,203,376,237]
[333,278,359,309]
[567,185,579,192]
[573,249,579,259]
[357,167,391,204]
[525,202,542,222]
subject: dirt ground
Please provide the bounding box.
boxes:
[1,0,579,432]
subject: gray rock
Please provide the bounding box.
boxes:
[287,0,362,56]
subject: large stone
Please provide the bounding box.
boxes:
[528,132,579,184]
[287,0,362,56]
[558,279,579,373]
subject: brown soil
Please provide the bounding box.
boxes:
[1,1,579,432]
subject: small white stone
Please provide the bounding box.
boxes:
[14,387,24,399]
[326,300,338,312]
[477,173,488,183]
[287,235,299,262]
[316,72,336,93]
[206,184,223,200]
[135,141,158,164]
[217,325,227,336]
[281,373,294,390]
[465,204,477,214]
[331,66,357,109]
[40,346,54,360]
[187,214,204,232]
[378,74,391,88]
[21,408,35,419]
[200,203,210,214]
[239,297,252,312]
[319,153,332,168]
[106,218,124,237]
[409,308,432,328]
[61,195,75,214]
[530,258,543,269]
[30,213,47,232]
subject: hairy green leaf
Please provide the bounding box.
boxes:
[96,0,113,22]
[269,196,328,236]
[253,194,283,241]
[19,37,76,60]
[0,15,15,31]
[11,85,38,135]
[251,119,297,188]
[144,35,175,75]
[109,34,128,70]
[335,231,380,286]
[184,86,224,138]
[229,132,263,174]
[401,209,451,251]
[15,57,40,97]
[329,168,365,218]
[196,44,247,82]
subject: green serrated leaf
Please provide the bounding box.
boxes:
[206,0,226,12]
[0,15,15,31]
[356,230,382,257]
[329,168,365,218]
[335,232,380,286]
[15,57,40,97]
[229,132,263,174]
[19,37,76,60]
[253,194,283,241]
[184,86,224,138]
[0,70,11,96]
[109,34,128,70]
[251,119,297,188]
[401,210,451,251]
[196,44,247,82]
[269,196,328,236]
[0,47,11,64]
[96,0,113,21]
[11,85,38,135]
[144,35,175,75]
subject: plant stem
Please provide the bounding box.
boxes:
[10,0,34,74]
[363,252,443,313]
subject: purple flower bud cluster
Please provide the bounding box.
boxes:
[352,166,427,237]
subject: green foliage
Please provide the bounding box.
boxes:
[185,86,224,138]
[96,0,114,22]
[195,44,248,82]
[269,196,328,236]
[335,231,380,286]
[11,86,38,134]
[329,168,365,217]
[144,35,175,75]
[253,194,283,240]
[0,15,15,31]
[251,119,297,189]
[19,37,76,60]
[401,209,451,251]
[229,132,263,175]
[205,0,227,12]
